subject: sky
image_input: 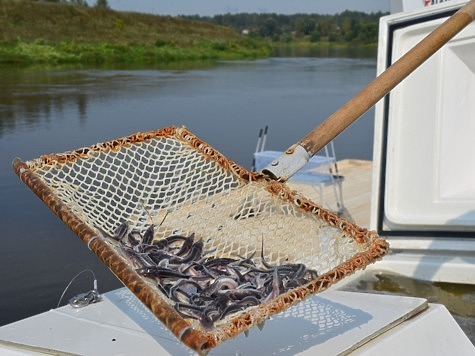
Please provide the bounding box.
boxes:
[103,0,390,17]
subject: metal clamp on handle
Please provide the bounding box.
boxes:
[261,144,310,181]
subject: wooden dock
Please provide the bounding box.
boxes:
[288,159,373,229]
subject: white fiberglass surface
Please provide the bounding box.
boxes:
[383,16,475,229]
[437,40,475,201]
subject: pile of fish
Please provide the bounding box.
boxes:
[101,222,319,329]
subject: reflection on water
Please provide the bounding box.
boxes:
[0,56,378,326]
[0,57,377,164]
[0,71,89,136]
[274,45,377,59]
[339,272,475,344]
[0,60,219,139]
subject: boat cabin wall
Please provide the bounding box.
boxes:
[371,0,475,268]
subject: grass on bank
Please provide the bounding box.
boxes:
[0,38,271,65]
[0,0,273,65]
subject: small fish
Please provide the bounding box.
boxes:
[201,276,239,298]
[103,221,322,329]
[114,222,129,241]
[135,266,188,279]
[127,229,142,247]
[174,233,195,257]
[169,239,203,265]
[142,224,155,245]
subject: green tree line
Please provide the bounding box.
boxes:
[183,11,387,45]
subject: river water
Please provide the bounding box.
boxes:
[0,55,378,326]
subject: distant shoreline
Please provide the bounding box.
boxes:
[0,41,378,68]
[0,1,382,68]
[0,0,272,67]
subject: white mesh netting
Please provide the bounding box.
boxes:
[29,134,364,275]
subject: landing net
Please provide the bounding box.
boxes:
[13,126,389,354]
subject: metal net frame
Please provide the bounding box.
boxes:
[13,126,389,354]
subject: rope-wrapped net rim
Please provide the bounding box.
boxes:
[12,126,389,354]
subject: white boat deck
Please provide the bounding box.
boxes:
[1,287,473,355]
[288,159,373,228]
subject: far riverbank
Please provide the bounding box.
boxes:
[0,0,381,67]
[0,0,272,66]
